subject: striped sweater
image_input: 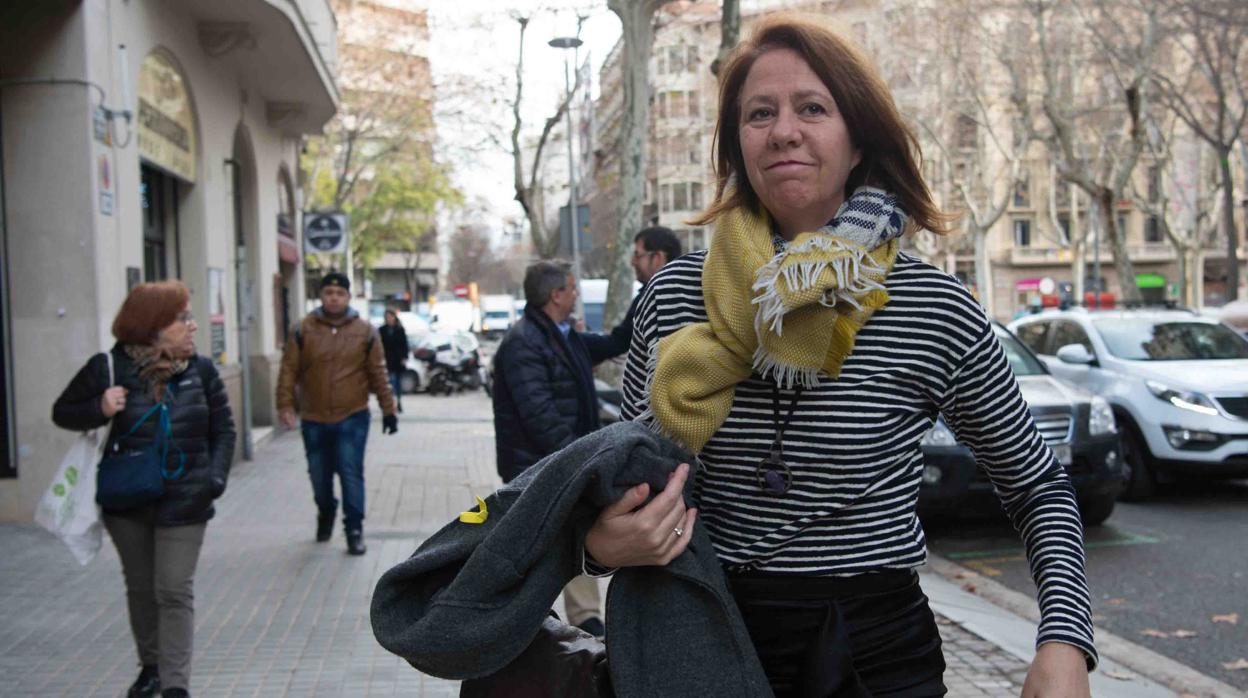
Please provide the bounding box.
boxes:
[621,250,1097,666]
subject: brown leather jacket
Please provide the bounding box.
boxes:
[276,308,396,424]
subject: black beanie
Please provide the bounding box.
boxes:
[320,272,350,292]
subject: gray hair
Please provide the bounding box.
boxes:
[523,260,573,307]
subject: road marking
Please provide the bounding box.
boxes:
[943,530,1162,568]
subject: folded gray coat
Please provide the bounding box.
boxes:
[370,421,773,697]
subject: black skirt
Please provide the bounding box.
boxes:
[727,569,946,698]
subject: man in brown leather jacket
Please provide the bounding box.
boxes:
[276,272,397,555]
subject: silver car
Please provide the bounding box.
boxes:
[1009,308,1248,499]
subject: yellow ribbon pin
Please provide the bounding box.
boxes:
[459,496,489,524]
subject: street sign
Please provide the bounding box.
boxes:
[453,284,469,299]
[304,212,348,253]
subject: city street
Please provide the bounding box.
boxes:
[926,479,1248,692]
[0,389,1183,697]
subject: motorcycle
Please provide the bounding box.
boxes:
[413,332,487,396]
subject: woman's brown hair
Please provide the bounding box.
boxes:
[111,280,190,345]
[691,13,952,234]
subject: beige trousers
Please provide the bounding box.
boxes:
[562,574,603,626]
[103,513,207,691]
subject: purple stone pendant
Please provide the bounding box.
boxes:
[756,449,792,495]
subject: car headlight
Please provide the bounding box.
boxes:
[1145,380,1219,416]
[1088,396,1117,435]
[921,420,959,447]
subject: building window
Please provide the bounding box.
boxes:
[686,45,699,71]
[955,114,977,149]
[1147,165,1161,202]
[1057,215,1071,245]
[1116,214,1127,237]
[1013,174,1030,208]
[1013,218,1032,247]
[660,183,671,212]
[667,45,685,73]
[1144,215,1163,243]
[1055,182,1071,208]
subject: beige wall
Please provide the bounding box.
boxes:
[0,0,325,521]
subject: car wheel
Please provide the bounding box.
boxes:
[1079,495,1115,526]
[1118,420,1156,501]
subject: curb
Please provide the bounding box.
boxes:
[925,553,1243,698]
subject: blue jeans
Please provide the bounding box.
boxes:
[300,410,370,532]
[387,370,403,404]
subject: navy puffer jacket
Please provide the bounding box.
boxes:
[52,345,236,526]
[491,306,600,482]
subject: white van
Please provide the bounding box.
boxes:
[480,294,518,337]
[579,278,641,332]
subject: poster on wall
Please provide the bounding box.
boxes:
[209,268,227,364]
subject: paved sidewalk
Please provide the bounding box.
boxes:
[0,390,1178,696]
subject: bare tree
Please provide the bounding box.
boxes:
[448,224,499,288]
[1029,0,1162,305]
[1149,0,1248,301]
[711,0,740,77]
[908,0,1034,318]
[604,0,676,329]
[510,14,584,260]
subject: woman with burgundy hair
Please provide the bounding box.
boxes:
[53,280,235,698]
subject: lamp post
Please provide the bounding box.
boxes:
[549,35,585,320]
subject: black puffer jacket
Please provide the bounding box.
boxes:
[52,345,236,526]
[379,323,410,373]
[491,306,600,482]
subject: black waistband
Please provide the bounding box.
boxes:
[726,568,917,600]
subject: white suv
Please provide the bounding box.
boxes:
[1008,308,1248,499]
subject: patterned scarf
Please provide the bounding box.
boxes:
[647,187,907,452]
[123,343,189,400]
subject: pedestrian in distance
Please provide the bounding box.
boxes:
[379,308,410,413]
[491,259,606,637]
[276,272,398,556]
[582,226,683,364]
[52,280,236,698]
[586,15,1096,697]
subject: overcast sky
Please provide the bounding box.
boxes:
[427,1,622,237]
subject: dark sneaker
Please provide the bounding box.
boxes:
[316,514,334,543]
[346,529,367,556]
[161,689,190,698]
[576,617,606,639]
[127,665,160,698]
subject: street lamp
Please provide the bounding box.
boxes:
[549,35,585,320]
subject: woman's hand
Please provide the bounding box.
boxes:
[100,386,128,418]
[1020,642,1090,698]
[584,462,699,568]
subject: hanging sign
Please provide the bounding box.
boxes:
[304,212,348,253]
[137,52,197,183]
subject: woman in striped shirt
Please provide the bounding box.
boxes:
[583,14,1095,697]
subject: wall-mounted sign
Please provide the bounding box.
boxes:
[138,52,197,183]
[304,211,348,253]
[98,154,114,216]
[208,268,227,364]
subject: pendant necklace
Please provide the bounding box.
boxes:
[756,383,803,495]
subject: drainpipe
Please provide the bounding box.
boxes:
[225,158,253,460]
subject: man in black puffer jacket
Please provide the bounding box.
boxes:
[491,259,603,636]
[492,260,600,483]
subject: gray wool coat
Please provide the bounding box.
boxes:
[369,421,773,697]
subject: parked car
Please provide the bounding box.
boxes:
[1009,307,1248,499]
[918,322,1124,525]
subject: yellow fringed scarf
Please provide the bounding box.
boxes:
[648,194,902,452]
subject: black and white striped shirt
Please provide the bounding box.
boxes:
[622,250,1097,665]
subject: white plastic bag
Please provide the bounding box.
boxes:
[35,353,112,565]
[35,429,107,564]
